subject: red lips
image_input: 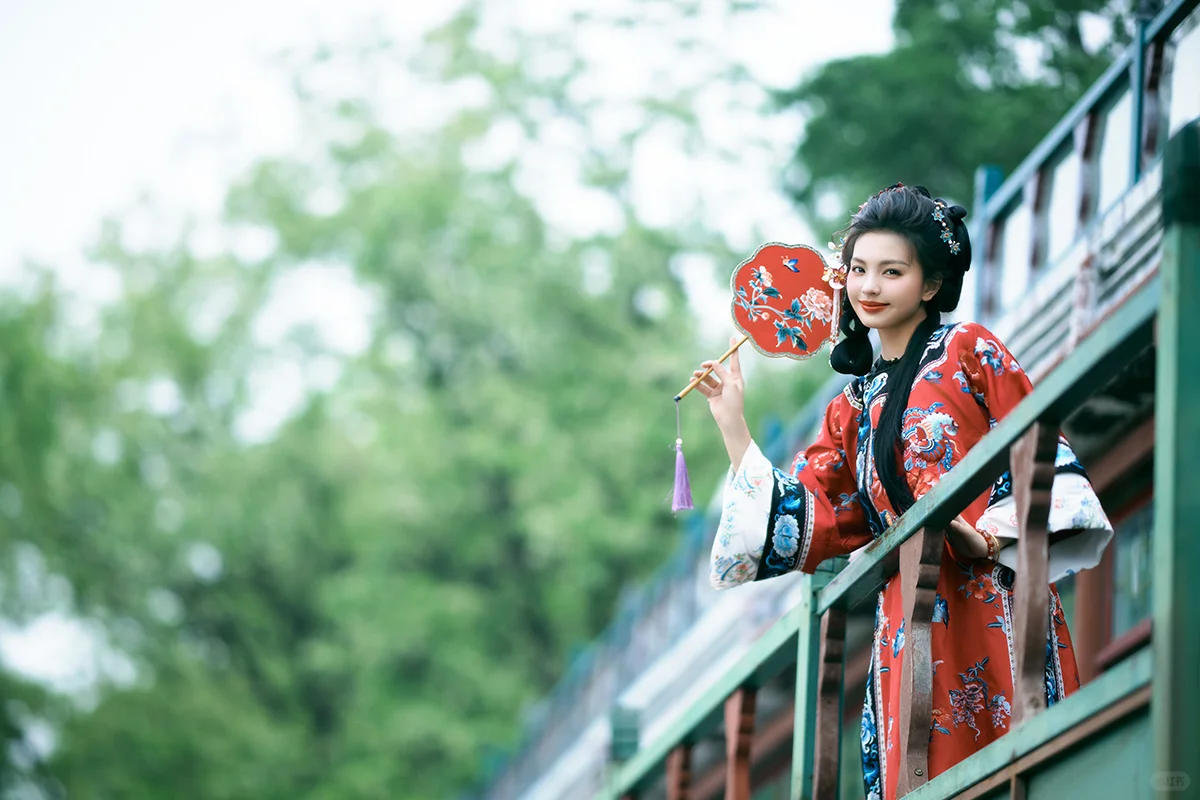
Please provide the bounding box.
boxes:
[859,301,889,313]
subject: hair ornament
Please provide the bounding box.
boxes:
[931,200,962,255]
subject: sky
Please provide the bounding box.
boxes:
[0,0,894,693]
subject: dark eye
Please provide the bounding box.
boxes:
[850,265,865,273]
[884,268,901,276]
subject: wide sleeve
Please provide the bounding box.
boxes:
[955,324,1114,583]
[709,391,873,589]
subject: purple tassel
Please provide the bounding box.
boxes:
[671,400,692,511]
[672,439,693,511]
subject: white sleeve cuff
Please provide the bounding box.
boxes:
[976,472,1114,583]
[710,440,773,589]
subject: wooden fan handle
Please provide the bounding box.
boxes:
[674,334,751,402]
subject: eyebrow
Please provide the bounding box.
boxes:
[850,258,910,267]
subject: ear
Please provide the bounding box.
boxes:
[922,275,943,302]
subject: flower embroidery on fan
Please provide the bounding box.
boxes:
[800,287,834,323]
[734,263,833,352]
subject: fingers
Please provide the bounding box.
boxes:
[691,367,721,397]
[706,359,731,384]
[728,334,742,377]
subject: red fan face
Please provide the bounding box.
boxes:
[730,243,839,360]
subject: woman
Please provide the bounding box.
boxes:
[694,185,1113,799]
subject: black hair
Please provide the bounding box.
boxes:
[828,184,972,516]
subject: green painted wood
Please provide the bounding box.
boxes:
[1152,119,1200,800]
[817,275,1160,615]
[903,645,1152,800]
[601,602,805,798]
[1025,710,1153,799]
[980,0,1195,221]
[789,576,821,800]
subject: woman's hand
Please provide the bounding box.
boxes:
[692,335,752,469]
[944,515,990,559]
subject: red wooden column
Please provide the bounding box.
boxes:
[666,744,692,800]
[812,608,847,798]
[723,688,756,800]
[895,526,945,795]
[1010,423,1059,725]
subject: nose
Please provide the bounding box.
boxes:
[860,273,880,297]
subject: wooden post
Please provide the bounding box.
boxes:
[723,688,756,800]
[1151,120,1200,799]
[812,608,847,799]
[666,744,692,800]
[1010,422,1058,725]
[896,526,945,795]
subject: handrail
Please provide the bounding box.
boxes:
[979,0,1194,223]
[605,599,808,794]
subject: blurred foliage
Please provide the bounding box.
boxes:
[0,2,827,798]
[777,0,1138,231]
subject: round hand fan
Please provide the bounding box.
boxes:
[670,242,846,511]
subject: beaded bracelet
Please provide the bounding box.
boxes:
[982,530,1001,562]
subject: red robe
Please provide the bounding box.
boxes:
[711,322,1113,799]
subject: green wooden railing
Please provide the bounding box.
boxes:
[598,121,1198,800]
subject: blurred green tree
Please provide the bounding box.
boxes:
[0,3,827,799]
[776,0,1136,231]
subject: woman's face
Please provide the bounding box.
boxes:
[846,231,941,332]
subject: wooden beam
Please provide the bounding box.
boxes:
[666,745,692,800]
[812,608,846,799]
[1010,423,1058,725]
[724,688,756,800]
[896,528,945,794]
[1152,119,1200,797]
[1072,546,1113,685]
[1086,415,1155,492]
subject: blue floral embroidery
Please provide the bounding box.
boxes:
[756,471,811,580]
[834,492,859,518]
[974,338,1008,376]
[861,654,883,800]
[932,593,949,626]
[892,618,906,657]
[772,514,800,559]
[988,471,1013,505]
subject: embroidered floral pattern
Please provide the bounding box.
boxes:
[772,514,800,559]
[733,264,833,351]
